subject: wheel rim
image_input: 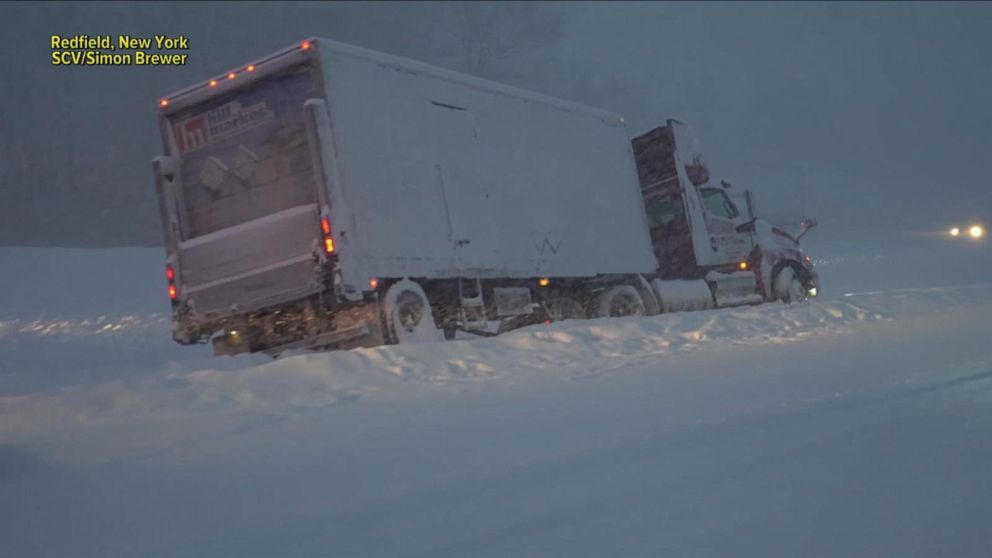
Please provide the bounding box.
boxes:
[609,294,643,317]
[396,293,425,332]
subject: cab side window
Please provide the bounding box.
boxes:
[699,188,739,220]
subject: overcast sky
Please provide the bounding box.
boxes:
[1,1,989,245]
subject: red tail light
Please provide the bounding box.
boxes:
[166,265,177,302]
[320,216,335,254]
[301,40,311,50]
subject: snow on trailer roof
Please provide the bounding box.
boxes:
[158,37,626,126]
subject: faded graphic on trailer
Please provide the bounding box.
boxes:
[168,66,319,239]
[174,100,274,154]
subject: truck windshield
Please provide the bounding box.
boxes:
[699,188,739,220]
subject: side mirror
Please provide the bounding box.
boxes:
[796,217,818,241]
[743,190,756,220]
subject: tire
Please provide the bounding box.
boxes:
[774,266,808,304]
[382,279,443,344]
[595,285,646,318]
[547,296,587,322]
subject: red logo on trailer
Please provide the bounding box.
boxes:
[175,116,207,154]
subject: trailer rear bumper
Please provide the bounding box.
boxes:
[210,300,386,357]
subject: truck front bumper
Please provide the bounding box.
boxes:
[801,261,820,297]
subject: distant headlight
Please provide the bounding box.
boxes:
[950,227,961,237]
[969,225,985,239]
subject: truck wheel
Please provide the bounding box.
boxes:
[774,267,808,304]
[383,279,443,344]
[596,285,646,318]
[548,296,586,322]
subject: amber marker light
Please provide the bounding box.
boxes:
[209,79,218,88]
[158,98,169,108]
[301,40,311,50]
[738,261,749,271]
[227,72,236,80]
[539,277,550,287]
[246,64,256,72]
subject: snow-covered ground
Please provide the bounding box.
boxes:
[2,235,992,557]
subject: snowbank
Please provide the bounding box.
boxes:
[4,244,992,557]
[3,280,991,465]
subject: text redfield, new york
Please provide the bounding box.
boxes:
[50,35,189,50]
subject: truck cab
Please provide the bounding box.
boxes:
[632,119,818,306]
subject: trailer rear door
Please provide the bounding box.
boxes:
[163,63,325,318]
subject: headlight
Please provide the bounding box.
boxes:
[969,225,985,239]
[950,227,961,237]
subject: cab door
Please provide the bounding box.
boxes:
[696,186,753,265]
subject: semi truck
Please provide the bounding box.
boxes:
[152,37,818,356]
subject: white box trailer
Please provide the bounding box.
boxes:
[154,38,658,354]
[306,39,656,282]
